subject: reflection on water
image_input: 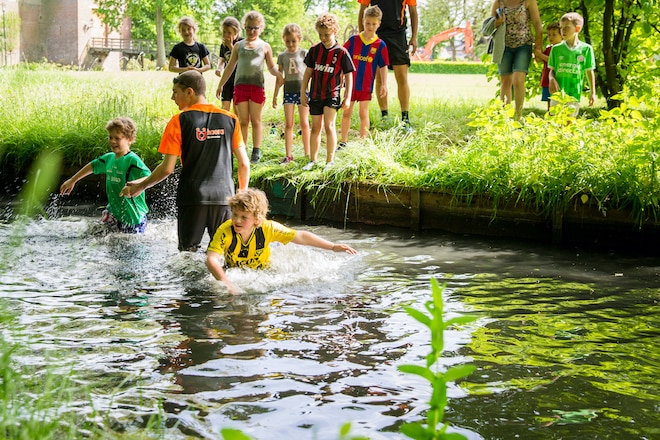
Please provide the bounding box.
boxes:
[0,210,659,439]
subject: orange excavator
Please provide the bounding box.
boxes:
[413,22,473,61]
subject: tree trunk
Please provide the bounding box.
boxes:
[155,6,166,69]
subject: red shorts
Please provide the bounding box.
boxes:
[352,90,372,102]
[233,84,266,105]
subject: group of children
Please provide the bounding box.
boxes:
[169,9,390,169]
[536,11,596,116]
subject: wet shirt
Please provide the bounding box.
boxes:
[278,49,307,94]
[304,42,355,100]
[235,39,266,87]
[208,219,297,269]
[357,0,417,35]
[158,103,243,206]
[169,42,210,68]
[91,151,150,225]
[548,40,595,101]
[344,33,389,94]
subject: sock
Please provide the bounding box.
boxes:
[381,110,389,118]
[401,111,409,121]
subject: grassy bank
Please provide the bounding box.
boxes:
[1,66,659,225]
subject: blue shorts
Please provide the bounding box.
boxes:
[541,86,551,102]
[498,45,533,75]
[283,92,303,105]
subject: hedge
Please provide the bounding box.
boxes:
[409,61,488,75]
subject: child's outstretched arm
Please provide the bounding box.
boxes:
[291,230,357,254]
[272,63,284,109]
[206,250,239,295]
[216,46,239,99]
[60,162,93,195]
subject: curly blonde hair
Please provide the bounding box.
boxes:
[228,188,270,225]
[315,13,340,34]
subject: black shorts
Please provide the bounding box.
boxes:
[221,84,234,102]
[309,97,341,116]
[177,204,231,252]
[379,31,411,68]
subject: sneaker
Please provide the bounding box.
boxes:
[324,161,334,170]
[302,161,316,171]
[401,119,414,133]
[279,155,293,164]
[250,148,261,163]
[377,114,392,129]
[337,142,347,151]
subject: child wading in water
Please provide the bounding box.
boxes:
[215,16,243,112]
[216,11,284,163]
[60,117,151,233]
[272,23,311,164]
[206,188,357,294]
[169,16,212,74]
[301,13,354,171]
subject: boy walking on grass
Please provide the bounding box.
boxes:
[301,13,355,171]
[548,12,596,116]
[340,5,389,147]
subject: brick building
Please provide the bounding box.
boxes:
[2,0,129,69]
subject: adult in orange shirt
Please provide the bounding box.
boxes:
[357,0,418,132]
[121,70,250,252]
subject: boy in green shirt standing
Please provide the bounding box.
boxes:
[548,12,596,116]
[60,117,151,233]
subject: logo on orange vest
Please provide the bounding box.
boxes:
[196,127,225,141]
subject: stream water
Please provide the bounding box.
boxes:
[0,198,658,439]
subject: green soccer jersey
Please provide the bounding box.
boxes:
[91,151,151,226]
[548,39,595,102]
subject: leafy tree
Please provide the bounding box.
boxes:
[418,0,490,61]
[537,0,660,108]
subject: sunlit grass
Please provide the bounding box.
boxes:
[1,65,659,225]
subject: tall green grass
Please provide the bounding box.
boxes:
[1,66,659,225]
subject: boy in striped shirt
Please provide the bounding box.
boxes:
[301,13,355,170]
[340,5,389,146]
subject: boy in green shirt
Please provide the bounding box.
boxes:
[548,12,596,116]
[60,117,151,233]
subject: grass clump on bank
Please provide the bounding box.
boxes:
[1,66,659,226]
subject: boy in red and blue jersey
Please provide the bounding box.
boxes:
[301,13,355,171]
[340,5,389,145]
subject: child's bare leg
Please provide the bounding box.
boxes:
[340,102,354,144]
[358,101,370,138]
[235,101,250,144]
[298,105,311,157]
[309,114,323,163]
[248,100,264,150]
[323,107,338,163]
[283,103,295,158]
[221,100,231,111]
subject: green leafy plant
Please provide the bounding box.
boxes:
[398,279,477,440]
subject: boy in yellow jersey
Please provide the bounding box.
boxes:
[206,188,357,294]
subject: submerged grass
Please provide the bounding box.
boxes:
[1,66,659,225]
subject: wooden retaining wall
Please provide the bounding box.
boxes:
[261,180,660,250]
